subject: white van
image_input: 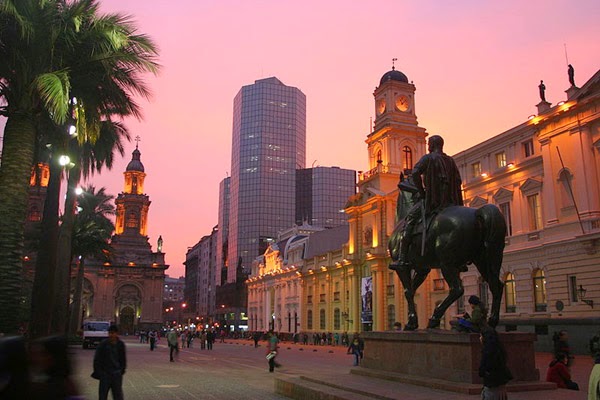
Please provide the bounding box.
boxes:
[82,321,111,349]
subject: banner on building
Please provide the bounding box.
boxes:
[361,276,373,323]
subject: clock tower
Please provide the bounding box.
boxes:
[367,65,427,193]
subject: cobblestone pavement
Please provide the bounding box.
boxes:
[71,337,594,399]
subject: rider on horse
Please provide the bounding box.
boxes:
[391,135,463,270]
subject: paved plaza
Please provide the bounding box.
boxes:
[71,336,594,399]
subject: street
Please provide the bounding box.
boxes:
[72,336,348,399]
[72,336,594,399]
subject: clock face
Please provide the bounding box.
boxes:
[396,95,410,112]
[377,99,386,115]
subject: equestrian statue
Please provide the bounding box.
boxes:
[388,135,507,331]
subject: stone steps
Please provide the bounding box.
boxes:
[275,368,557,400]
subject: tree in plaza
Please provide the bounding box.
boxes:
[0,0,158,334]
[51,3,159,333]
[0,0,74,334]
[68,185,115,336]
[54,120,130,334]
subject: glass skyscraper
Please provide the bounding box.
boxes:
[296,167,356,228]
[227,77,306,282]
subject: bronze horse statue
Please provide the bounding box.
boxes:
[389,176,507,330]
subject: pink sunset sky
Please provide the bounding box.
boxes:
[3,1,600,277]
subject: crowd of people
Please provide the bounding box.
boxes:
[2,323,600,398]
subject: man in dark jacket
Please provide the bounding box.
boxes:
[93,324,126,400]
[479,328,512,399]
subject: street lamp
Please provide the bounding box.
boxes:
[578,285,594,308]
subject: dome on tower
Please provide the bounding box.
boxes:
[379,68,409,85]
[126,148,145,172]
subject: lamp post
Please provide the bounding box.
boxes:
[578,285,594,308]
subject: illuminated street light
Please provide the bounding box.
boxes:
[58,155,71,166]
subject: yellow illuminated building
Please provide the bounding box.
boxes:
[455,68,600,352]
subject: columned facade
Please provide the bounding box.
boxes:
[247,232,306,335]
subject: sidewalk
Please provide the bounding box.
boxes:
[229,336,594,399]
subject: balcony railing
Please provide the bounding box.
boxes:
[358,164,389,181]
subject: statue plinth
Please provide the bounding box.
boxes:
[565,85,579,100]
[357,330,555,394]
[536,101,551,114]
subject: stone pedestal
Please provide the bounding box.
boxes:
[361,330,540,384]
[536,100,551,114]
[566,85,579,99]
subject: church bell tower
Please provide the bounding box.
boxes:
[365,62,427,193]
[112,141,152,262]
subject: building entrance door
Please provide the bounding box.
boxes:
[119,306,135,334]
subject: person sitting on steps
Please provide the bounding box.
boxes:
[456,295,488,333]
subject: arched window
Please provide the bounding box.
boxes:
[387,304,395,330]
[376,149,382,163]
[307,310,313,330]
[402,146,413,170]
[533,269,547,312]
[334,308,341,330]
[319,309,326,330]
[504,272,516,313]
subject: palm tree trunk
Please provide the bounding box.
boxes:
[29,158,61,338]
[53,161,81,334]
[68,257,84,335]
[0,114,36,334]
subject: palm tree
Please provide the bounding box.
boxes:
[68,186,115,336]
[0,0,158,334]
[54,120,130,333]
[51,3,158,333]
[0,0,73,334]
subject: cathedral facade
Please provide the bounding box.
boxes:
[77,146,168,334]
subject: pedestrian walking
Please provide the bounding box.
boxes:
[347,333,364,366]
[149,330,157,351]
[92,325,126,400]
[206,330,214,350]
[201,330,208,350]
[266,330,280,372]
[29,335,81,399]
[479,328,512,399]
[552,330,573,366]
[186,331,193,348]
[253,331,261,348]
[167,329,179,362]
[0,336,30,398]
